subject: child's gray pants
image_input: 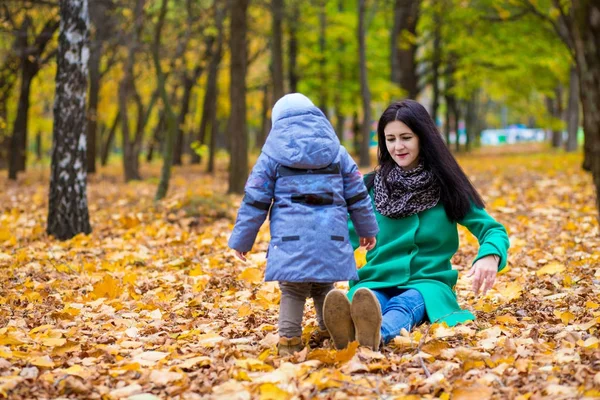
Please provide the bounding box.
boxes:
[278,282,334,338]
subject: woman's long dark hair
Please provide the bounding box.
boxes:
[375,100,484,222]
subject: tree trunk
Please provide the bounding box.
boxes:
[430,10,441,125]
[0,52,20,170]
[47,0,92,240]
[444,96,451,146]
[318,0,328,117]
[0,101,8,169]
[566,66,579,152]
[207,118,221,174]
[86,0,115,174]
[9,17,58,179]
[100,110,119,166]
[335,111,344,141]
[333,0,345,141]
[9,67,34,179]
[154,0,178,201]
[228,0,249,194]
[454,101,460,152]
[86,38,101,173]
[191,1,226,165]
[570,1,600,215]
[119,0,145,182]
[147,111,164,163]
[272,0,284,100]
[173,76,194,166]
[352,111,360,156]
[358,0,371,168]
[444,56,455,147]
[465,90,481,153]
[257,84,271,149]
[391,0,420,99]
[548,85,564,148]
[35,131,42,160]
[287,1,299,93]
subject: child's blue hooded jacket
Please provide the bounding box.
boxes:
[228,102,379,283]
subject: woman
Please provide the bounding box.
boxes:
[323,100,509,351]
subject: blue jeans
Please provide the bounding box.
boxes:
[371,288,426,344]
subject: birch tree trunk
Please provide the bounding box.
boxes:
[47,0,92,240]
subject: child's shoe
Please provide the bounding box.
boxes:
[323,289,355,349]
[350,288,382,351]
[277,336,304,356]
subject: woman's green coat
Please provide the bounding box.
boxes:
[348,186,510,327]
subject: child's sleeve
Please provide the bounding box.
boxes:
[340,147,379,238]
[228,152,276,252]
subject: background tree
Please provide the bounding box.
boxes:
[153,0,177,200]
[357,0,370,167]
[86,0,117,174]
[118,0,147,181]
[47,0,91,240]
[191,1,227,171]
[391,0,421,99]
[271,0,284,100]
[228,0,249,194]
[7,5,58,180]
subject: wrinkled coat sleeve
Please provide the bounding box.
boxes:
[340,147,379,238]
[459,205,510,271]
[228,152,277,252]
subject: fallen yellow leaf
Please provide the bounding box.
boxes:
[238,268,263,284]
[92,274,122,299]
[452,384,493,400]
[536,262,565,276]
[29,356,54,368]
[258,382,291,400]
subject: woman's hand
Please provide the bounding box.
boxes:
[233,250,248,262]
[467,255,499,295]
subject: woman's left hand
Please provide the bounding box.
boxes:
[467,255,499,295]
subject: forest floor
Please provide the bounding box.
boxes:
[1,146,599,399]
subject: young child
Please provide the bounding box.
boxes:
[228,93,379,356]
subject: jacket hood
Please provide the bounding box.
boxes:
[262,106,340,169]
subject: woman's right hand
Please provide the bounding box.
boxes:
[360,237,377,251]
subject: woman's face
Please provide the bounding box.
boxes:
[384,120,420,170]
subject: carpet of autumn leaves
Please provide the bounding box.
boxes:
[1,148,600,400]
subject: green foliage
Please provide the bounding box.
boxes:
[0,0,577,170]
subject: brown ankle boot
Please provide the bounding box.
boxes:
[351,288,382,351]
[277,336,304,356]
[323,289,355,349]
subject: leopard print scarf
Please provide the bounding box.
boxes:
[373,162,440,219]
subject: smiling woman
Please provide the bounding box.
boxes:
[323,100,510,351]
[384,120,420,171]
